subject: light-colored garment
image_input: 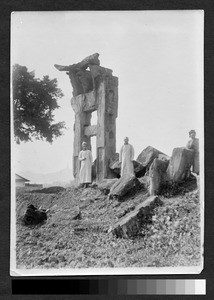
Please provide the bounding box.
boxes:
[119,144,135,177]
[78,149,93,184]
[186,138,199,174]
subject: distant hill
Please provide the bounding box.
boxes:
[19,167,73,186]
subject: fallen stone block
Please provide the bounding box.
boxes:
[149,158,169,196]
[109,196,163,238]
[166,147,194,183]
[109,153,120,175]
[109,174,141,200]
[136,146,166,170]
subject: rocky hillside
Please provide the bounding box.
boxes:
[16,178,201,269]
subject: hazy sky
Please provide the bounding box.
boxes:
[11,11,204,176]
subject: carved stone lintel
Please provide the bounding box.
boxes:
[84,125,97,137]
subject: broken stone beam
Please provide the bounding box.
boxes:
[84,125,97,137]
[109,196,163,238]
[79,53,100,69]
[89,65,113,78]
[54,53,100,73]
[109,174,141,201]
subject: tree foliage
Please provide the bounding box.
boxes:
[13,64,66,143]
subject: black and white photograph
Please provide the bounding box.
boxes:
[11,10,204,276]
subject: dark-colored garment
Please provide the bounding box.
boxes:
[186,138,199,174]
[23,204,47,225]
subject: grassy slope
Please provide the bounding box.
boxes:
[16,182,201,269]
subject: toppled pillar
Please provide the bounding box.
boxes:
[149,158,169,195]
[109,196,163,238]
[148,148,194,195]
[109,174,141,201]
[55,53,118,182]
[166,147,194,183]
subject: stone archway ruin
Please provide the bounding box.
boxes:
[55,53,118,182]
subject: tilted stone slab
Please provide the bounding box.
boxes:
[138,175,150,191]
[166,147,194,183]
[109,174,141,200]
[149,158,169,195]
[109,196,163,238]
[136,146,166,169]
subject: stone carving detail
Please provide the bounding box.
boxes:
[55,53,113,97]
[55,53,118,182]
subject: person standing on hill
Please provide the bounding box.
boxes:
[78,142,93,187]
[186,129,199,175]
[119,137,135,177]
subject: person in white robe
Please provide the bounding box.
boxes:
[119,137,135,177]
[78,142,93,187]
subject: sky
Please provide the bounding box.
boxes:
[11,11,204,177]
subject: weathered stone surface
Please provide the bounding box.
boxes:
[149,158,169,195]
[97,178,118,194]
[138,175,150,191]
[109,196,163,238]
[54,53,100,72]
[55,53,108,97]
[166,147,194,183]
[109,153,120,175]
[158,153,170,161]
[83,90,97,112]
[89,64,113,79]
[109,174,141,200]
[57,54,118,182]
[84,125,97,137]
[136,146,166,170]
[133,160,146,177]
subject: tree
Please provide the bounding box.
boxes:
[12,64,66,143]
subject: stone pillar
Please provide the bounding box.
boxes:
[55,53,118,182]
[71,94,92,180]
[96,75,118,181]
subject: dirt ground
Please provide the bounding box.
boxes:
[15,179,202,269]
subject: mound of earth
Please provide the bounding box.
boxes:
[15,180,201,269]
[30,186,66,194]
